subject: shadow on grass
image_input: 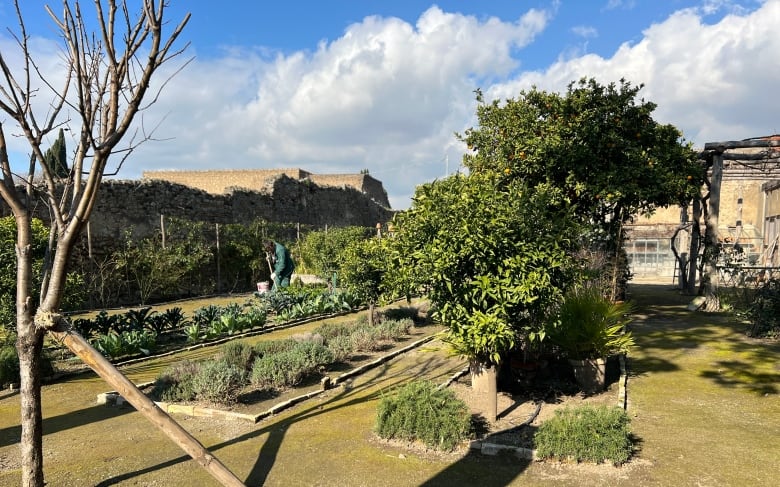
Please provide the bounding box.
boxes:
[628,283,780,395]
[0,402,135,448]
[93,351,483,486]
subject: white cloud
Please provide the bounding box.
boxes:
[572,26,598,39]
[128,5,553,208]
[487,0,780,148]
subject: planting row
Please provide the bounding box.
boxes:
[63,287,365,361]
[149,307,420,406]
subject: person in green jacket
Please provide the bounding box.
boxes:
[264,239,295,290]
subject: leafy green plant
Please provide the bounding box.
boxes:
[92,310,119,336]
[375,380,472,451]
[125,307,155,332]
[739,278,780,338]
[534,405,633,465]
[161,307,187,329]
[547,286,634,359]
[91,332,125,358]
[183,323,201,343]
[192,304,223,328]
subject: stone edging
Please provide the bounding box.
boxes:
[469,353,630,458]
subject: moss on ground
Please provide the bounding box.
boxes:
[1,286,778,486]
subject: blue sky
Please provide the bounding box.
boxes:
[1,0,777,209]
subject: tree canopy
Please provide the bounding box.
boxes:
[389,173,581,364]
[460,78,703,229]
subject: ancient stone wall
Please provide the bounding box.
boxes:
[143,168,391,208]
[2,174,394,245]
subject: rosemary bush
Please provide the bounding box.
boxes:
[534,405,633,465]
[375,380,472,451]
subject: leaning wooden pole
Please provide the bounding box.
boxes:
[41,312,245,487]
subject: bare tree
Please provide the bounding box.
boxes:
[0,2,243,486]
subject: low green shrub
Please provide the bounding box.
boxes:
[376,318,413,340]
[534,405,633,465]
[250,351,309,389]
[375,380,472,451]
[326,334,354,362]
[218,341,255,375]
[150,360,201,402]
[254,338,297,357]
[350,325,384,352]
[313,322,351,340]
[190,360,245,405]
[250,340,334,389]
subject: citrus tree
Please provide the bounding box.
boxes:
[389,173,581,365]
[339,236,388,326]
[460,78,703,297]
[298,226,372,283]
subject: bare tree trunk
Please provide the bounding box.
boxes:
[16,323,45,487]
[687,198,703,295]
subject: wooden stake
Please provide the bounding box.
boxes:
[49,326,245,487]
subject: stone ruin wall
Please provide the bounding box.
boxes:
[143,168,391,208]
[2,174,395,254]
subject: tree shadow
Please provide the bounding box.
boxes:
[93,352,461,486]
[0,401,135,448]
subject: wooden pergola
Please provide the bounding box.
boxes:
[696,136,780,310]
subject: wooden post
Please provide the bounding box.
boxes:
[49,324,245,487]
[703,152,723,311]
[86,220,93,259]
[215,223,221,294]
[160,214,166,250]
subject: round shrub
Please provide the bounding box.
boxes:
[376,318,413,340]
[314,322,351,340]
[150,360,201,402]
[250,351,309,389]
[254,338,297,357]
[349,325,384,352]
[534,404,633,465]
[190,360,246,406]
[375,380,472,451]
[326,334,354,362]
[218,341,255,375]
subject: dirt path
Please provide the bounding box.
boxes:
[0,284,778,486]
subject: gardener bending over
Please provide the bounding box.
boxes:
[264,239,295,291]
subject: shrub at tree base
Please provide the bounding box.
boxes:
[534,404,633,465]
[375,380,472,451]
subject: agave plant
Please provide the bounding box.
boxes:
[547,286,634,360]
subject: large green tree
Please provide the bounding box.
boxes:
[460,78,703,296]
